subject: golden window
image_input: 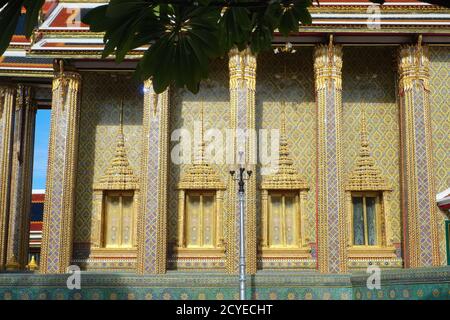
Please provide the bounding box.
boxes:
[185,191,216,248]
[103,191,135,248]
[266,191,300,248]
[351,192,381,246]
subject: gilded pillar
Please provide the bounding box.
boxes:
[6,85,36,269]
[0,86,15,270]
[40,72,81,274]
[136,80,169,274]
[314,42,347,273]
[228,48,257,274]
[398,42,440,267]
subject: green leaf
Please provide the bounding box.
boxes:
[297,7,312,25]
[23,0,45,37]
[0,1,23,55]
[218,6,252,52]
[106,0,148,18]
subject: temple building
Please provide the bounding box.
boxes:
[0,0,449,300]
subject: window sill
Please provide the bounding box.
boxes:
[90,247,137,258]
[174,247,225,258]
[348,246,397,259]
[260,247,311,258]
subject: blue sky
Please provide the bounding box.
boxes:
[32,110,51,190]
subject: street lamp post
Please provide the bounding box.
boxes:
[230,165,252,300]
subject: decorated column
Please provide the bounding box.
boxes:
[6,85,36,270]
[0,86,15,270]
[398,41,440,267]
[40,70,81,274]
[137,80,169,274]
[314,40,347,273]
[228,48,257,274]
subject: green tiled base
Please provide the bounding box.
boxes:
[0,267,448,300]
[351,266,450,300]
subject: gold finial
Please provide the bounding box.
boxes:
[59,59,64,74]
[281,100,287,137]
[360,109,369,149]
[120,99,125,129]
[196,99,206,164]
[201,99,204,144]
[26,255,39,272]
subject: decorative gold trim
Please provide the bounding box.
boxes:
[347,246,397,259]
[260,247,311,259]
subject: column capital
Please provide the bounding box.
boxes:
[398,44,430,92]
[314,44,343,91]
[53,71,81,81]
[228,47,257,90]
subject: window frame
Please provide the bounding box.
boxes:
[102,190,135,249]
[184,190,217,249]
[351,191,382,247]
[266,190,301,249]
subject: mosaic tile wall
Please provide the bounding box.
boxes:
[256,49,317,249]
[0,267,449,300]
[342,47,402,250]
[429,46,450,266]
[74,72,143,248]
[167,59,230,266]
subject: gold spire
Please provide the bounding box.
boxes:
[262,102,308,190]
[195,100,206,164]
[95,100,139,190]
[26,255,39,271]
[346,110,390,191]
[178,102,225,190]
